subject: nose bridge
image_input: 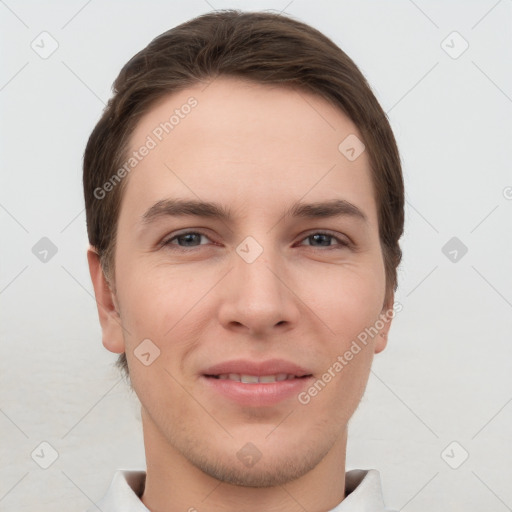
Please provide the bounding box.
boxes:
[219,238,298,333]
[236,237,284,301]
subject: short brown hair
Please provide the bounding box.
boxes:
[83,9,404,383]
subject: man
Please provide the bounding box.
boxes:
[84,9,404,511]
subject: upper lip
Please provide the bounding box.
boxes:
[202,358,312,377]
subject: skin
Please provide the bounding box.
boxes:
[88,76,394,512]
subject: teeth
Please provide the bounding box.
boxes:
[241,374,259,384]
[259,375,278,383]
[216,373,298,383]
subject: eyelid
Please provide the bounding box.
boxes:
[297,230,352,248]
[161,229,214,248]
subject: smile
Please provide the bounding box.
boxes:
[209,373,309,383]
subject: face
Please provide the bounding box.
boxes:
[90,76,393,487]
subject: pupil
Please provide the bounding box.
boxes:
[180,233,200,246]
[312,234,330,246]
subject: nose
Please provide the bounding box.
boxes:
[217,246,300,337]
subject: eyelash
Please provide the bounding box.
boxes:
[161,230,351,252]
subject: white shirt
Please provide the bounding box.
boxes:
[87,468,395,511]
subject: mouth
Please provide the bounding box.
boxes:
[200,359,314,406]
[204,373,312,383]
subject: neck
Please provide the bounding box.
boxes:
[140,408,348,512]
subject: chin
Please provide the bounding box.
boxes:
[177,432,334,488]
[192,451,325,488]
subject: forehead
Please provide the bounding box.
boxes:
[120,76,377,226]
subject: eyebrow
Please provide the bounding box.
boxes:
[140,198,368,225]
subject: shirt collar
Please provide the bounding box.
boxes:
[328,469,388,511]
[89,468,390,512]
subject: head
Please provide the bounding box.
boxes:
[84,10,403,487]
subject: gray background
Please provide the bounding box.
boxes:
[1,0,511,510]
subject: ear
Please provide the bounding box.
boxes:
[87,246,125,354]
[374,292,395,354]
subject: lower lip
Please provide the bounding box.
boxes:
[202,375,313,407]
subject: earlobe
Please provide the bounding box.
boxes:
[87,246,126,354]
[374,293,394,354]
[374,331,388,354]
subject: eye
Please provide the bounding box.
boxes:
[298,232,350,249]
[161,230,351,252]
[163,231,212,249]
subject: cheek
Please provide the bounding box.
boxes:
[302,320,377,422]
[325,353,374,427]
[297,338,375,435]
[115,262,215,384]
[116,258,201,332]
[306,262,386,337]
[301,260,385,403]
